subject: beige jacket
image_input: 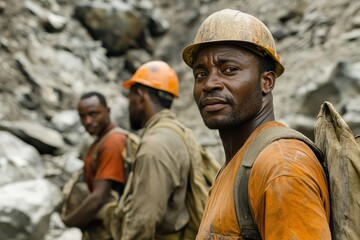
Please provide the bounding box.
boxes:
[120,109,191,240]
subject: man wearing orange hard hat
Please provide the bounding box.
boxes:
[182,9,331,240]
[116,60,207,239]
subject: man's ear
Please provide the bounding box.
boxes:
[136,88,147,101]
[261,71,276,94]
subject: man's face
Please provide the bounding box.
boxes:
[128,87,145,131]
[77,96,110,136]
[192,44,263,130]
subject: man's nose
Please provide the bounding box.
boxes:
[82,115,93,125]
[203,71,224,92]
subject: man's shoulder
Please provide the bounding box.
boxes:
[143,127,183,146]
[252,138,322,179]
[100,128,127,148]
[140,122,187,154]
[266,138,318,160]
[249,122,319,165]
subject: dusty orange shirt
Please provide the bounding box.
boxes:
[196,121,331,239]
[84,123,126,192]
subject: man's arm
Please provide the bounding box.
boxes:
[120,153,173,239]
[61,179,112,228]
[61,131,126,228]
[259,175,330,239]
[249,139,331,239]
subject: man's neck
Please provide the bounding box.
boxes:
[96,121,112,139]
[220,96,275,163]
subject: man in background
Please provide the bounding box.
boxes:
[62,91,127,240]
[118,60,195,239]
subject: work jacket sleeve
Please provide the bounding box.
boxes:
[120,148,175,239]
[249,139,331,239]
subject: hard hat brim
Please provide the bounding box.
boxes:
[122,78,179,98]
[122,79,133,89]
[182,40,285,77]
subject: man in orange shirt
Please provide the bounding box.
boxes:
[61,91,127,240]
[182,9,331,239]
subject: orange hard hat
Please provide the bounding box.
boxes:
[182,9,285,77]
[123,60,179,98]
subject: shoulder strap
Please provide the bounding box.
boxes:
[152,119,186,140]
[91,127,127,172]
[235,126,323,239]
[355,134,360,145]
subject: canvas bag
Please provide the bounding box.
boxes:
[314,101,360,239]
[235,101,360,240]
[153,120,221,239]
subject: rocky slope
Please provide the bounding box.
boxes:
[1,0,360,155]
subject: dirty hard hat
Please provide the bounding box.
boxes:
[123,60,179,97]
[182,9,285,77]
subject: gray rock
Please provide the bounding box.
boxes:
[352,15,360,28]
[280,114,317,140]
[343,29,360,41]
[44,213,82,240]
[0,2,5,14]
[297,61,360,117]
[74,1,146,55]
[148,8,170,36]
[125,48,153,73]
[0,120,67,155]
[51,110,79,133]
[0,179,62,240]
[25,0,67,32]
[0,131,45,187]
[342,96,360,136]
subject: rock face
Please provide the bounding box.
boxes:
[0,131,45,186]
[74,2,147,55]
[0,179,62,240]
[0,0,360,239]
[0,120,67,155]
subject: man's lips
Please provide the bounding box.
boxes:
[86,126,97,133]
[200,97,228,112]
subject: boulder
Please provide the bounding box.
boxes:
[0,179,63,240]
[0,120,67,155]
[74,1,147,55]
[0,131,45,187]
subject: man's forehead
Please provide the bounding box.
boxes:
[194,43,256,64]
[78,96,103,108]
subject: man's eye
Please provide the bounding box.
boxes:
[90,112,98,117]
[224,67,237,73]
[194,72,206,78]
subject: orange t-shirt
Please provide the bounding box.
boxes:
[84,124,126,192]
[196,121,331,239]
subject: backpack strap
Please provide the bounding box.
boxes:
[235,126,323,239]
[91,127,132,172]
[152,119,186,139]
[152,119,207,239]
[355,134,360,145]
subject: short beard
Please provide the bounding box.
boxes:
[199,98,240,130]
[201,109,241,130]
[129,116,143,131]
